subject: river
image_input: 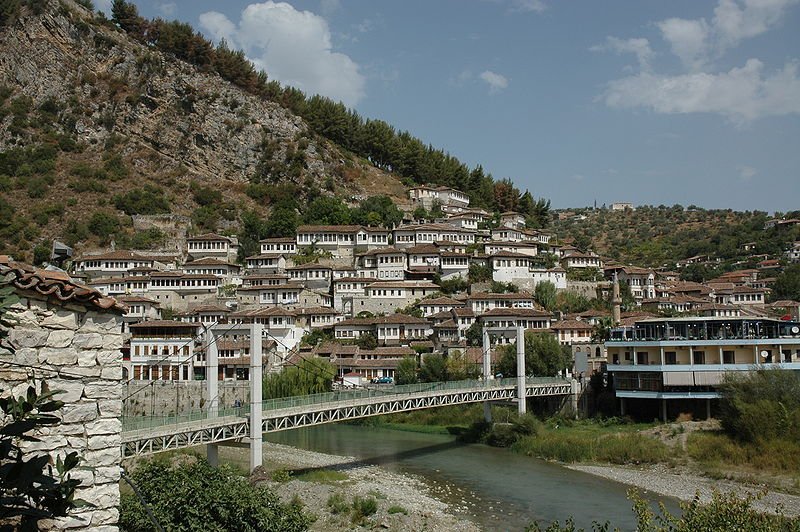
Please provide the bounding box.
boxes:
[264,424,681,531]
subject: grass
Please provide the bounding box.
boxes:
[687,431,800,474]
[293,468,348,483]
[388,505,408,515]
[511,420,670,465]
[327,492,349,515]
[351,495,378,523]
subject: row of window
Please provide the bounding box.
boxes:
[189,241,229,250]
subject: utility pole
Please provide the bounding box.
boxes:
[482,328,492,422]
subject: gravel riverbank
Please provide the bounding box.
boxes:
[220,443,481,532]
[567,463,800,518]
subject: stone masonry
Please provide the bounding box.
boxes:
[0,265,125,531]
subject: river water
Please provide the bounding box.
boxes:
[265,424,681,531]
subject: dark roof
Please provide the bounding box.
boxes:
[187,233,232,242]
[74,250,163,262]
[0,258,125,313]
[129,320,199,328]
[481,307,552,318]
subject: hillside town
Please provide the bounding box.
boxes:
[46,185,799,406]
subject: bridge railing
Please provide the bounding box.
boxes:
[122,377,568,433]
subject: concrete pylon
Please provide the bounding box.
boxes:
[250,323,263,472]
[206,328,220,466]
[612,271,622,326]
[516,326,526,415]
[482,328,492,422]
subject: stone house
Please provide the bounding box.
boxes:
[0,258,126,531]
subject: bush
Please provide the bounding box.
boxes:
[387,505,408,515]
[120,458,312,531]
[718,369,800,443]
[87,211,120,240]
[327,492,349,515]
[114,185,170,215]
[351,496,377,523]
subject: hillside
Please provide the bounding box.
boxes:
[554,205,800,274]
[0,0,408,261]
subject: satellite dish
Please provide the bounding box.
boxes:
[760,350,769,359]
[792,326,800,335]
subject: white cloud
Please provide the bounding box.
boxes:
[591,37,654,70]
[479,70,509,93]
[199,2,365,107]
[657,17,710,70]
[713,0,798,48]
[600,59,800,125]
[656,0,798,69]
[596,0,800,123]
[738,165,758,181]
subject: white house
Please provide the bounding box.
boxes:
[259,237,297,255]
[394,223,475,248]
[186,233,239,262]
[296,225,390,257]
[358,247,407,280]
[129,320,201,381]
[467,292,536,314]
[73,250,170,279]
[408,185,470,210]
[244,253,288,273]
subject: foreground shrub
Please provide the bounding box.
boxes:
[688,431,800,473]
[527,489,800,531]
[512,431,668,464]
[120,458,313,531]
[718,369,800,443]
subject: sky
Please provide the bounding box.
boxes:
[99,0,800,212]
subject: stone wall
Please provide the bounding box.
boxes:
[123,380,250,417]
[0,294,124,531]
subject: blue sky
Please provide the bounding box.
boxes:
[103,1,800,212]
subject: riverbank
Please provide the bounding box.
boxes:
[218,443,481,532]
[567,463,800,518]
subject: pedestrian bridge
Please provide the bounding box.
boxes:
[121,377,573,459]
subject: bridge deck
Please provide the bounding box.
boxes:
[121,378,572,457]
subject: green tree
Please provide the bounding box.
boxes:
[419,353,447,382]
[468,263,492,283]
[351,196,403,227]
[302,196,351,225]
[395,356,418,385]
[119,458,312,531]
[591,316,614,342]
[355,332,377,350]
[772,264,800,301]
[264,206,299,239]
[497,331,568,377]
[534,281,557,312]
[262,359,335,400]
[87,211,120,242]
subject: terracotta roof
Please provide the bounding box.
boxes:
[480,308,551,318]
[286,263,332,271]
[359,247,405,256]
[297,224,364,233]
[129,320,199,328]
[183,304,230,314]
[360,346,415,357]
[183,258,240,267]
[490,251,533,259]
[334,277,379,284]
[434,319,458,328]
[245,253,286,260]
[118,295,160,305]
[0,259,125,313]
[187,233,232,242]
[74,250,163,262]
[467,292,535,300]
[296,306,341,315]
[230,307,297,317]
[551,320,593,330]
[259,237,295,243]
[405,244,440,254]
[419,297,464,306]
[366,281,439,289]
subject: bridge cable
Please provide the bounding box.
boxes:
[120,468,165,532]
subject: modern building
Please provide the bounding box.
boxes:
[605,316,800,421]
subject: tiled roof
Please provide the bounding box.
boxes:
[405,244,440,254]
[366,281,439,289]
[230,307,297,317]
[187,233,232,241]
[259,237,295,243]
[129,320,199,328]
[467,291,535,300]
[297,224,364,233]
[287,263,333,271]
[359,247,405,256]
[480,307,551,318]
[183,257,240,267]
[0,259,125,313]
[551,319,593,330]
[74,250,163,262]
[419,297,464,306]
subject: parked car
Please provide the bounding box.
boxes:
[376,376,393,384]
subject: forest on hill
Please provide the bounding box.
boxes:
[555,205,800,274]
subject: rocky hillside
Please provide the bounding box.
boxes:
[0,0,407,261]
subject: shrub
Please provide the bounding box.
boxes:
[327,492,349,515]
[87,211,120,240]
[271,468,291,483]
[120,458,312,531]
[351,496,377,523]
[114,185,170,215]
[388,505,408,515]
